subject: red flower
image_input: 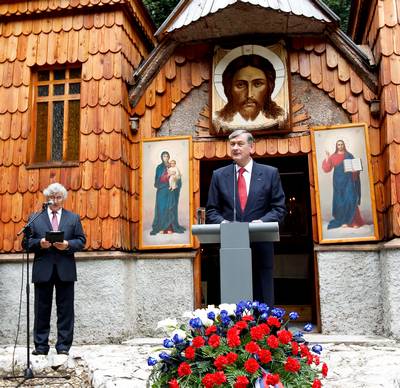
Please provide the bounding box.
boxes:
[205,325,217,336]
[192,336,205,348]
[235,321,248,330]
[314,355,320,365]
[169,378,180,388]
[177,362,192,376]
[226,352,238,364]
[244,358,260,374]
[291,341,299,355]
[312,378,322,388]
[214,355,228,370]
[267,335,279,349]
[267,316,281,328]
[250,325,265,341]
[234,375,250,388]
[202,373,215,388]
[258,323,270,335]
[284,357,301,373]
[266,373,280,386]
[306,354,313,365]
[277,329,293,344]
[242,315,254,321]
[208,334,220,348]
[185,346,195,360]
[227,328,241,348]
[258,349,272,364]
[300,343,310,357]
[322,362,328,377]
[245,341,260,354]
[214,371,227,385]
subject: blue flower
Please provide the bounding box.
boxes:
[159,351,170,361]
[293,331,305,343]
[163,338,174,348]
[207,311,215,320]
[271,307,285,318]
[303,323,313,332]
[172,333,184,344]
[258,303,269,314]
[312,344,323,354]
[221,316,231,326]
[252,301,260,309]
[220,310,228,318]
[260,313,268,321]
[147,356,157,366]
[289,311,299,321]
[189,317,202,329]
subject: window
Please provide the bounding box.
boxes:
[30,67,81,165]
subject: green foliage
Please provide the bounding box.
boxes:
[323,0,352,31]
[143,0,180,28]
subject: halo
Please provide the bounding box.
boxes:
[214,45,285,103]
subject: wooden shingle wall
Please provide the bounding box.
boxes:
[0,2,152,253]
[355,0,400,237]
[290,38,384,240]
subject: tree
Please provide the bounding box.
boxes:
[143,0,352,32]
[143,0,179,28]
[324,0,352,31]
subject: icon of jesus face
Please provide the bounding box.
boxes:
[231,65,270,121]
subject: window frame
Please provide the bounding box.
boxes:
[28,65,82,169]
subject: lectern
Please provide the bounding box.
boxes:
[192,222,280,303]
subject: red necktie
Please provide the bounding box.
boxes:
[51,211,59,231]
[238,167,247,211]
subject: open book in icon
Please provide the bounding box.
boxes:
[344,158,363,172]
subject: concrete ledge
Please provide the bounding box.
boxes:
[305,334,398,345]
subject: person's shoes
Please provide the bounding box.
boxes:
[32,349,48,356]
[56,349,69,355]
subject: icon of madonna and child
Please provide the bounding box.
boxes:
[150,151,186,236]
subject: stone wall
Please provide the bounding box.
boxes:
[317,248,383,336]
[0,252,195,345]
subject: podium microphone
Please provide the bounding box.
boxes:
[42,200,54,208]
[233,161,237,222]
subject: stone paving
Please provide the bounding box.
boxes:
[1,336,400,387]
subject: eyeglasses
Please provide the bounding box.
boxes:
[49,195,64,201]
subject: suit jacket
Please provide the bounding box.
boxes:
[28,209,86,283]
[206,161,286,225]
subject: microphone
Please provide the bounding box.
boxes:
[233,161,237,222]
[43,200,54,207]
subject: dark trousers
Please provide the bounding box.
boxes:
[33,266,75,352]
[252,242,274,307]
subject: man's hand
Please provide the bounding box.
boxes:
[53,240,69,250]
[251,219,263,223]
[40,238,52,249]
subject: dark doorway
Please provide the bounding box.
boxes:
[199,155,316,322]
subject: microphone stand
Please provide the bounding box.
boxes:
[233,162,237,222]
[3,203,70,385]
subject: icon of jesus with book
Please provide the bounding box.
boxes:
[322,139,365,229]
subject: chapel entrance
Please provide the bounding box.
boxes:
[199,154,318,324]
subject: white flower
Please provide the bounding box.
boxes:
[218,303,237,316]
[156,318,178,334]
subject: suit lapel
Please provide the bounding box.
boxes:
[223,165,241,214]
[245,162,262,213]
[58,209,68,231]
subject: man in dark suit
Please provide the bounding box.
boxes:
[28,183,86,356]
[206,130,286,306]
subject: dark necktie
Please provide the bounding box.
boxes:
[51,211,59,231]
[238,167,247,211]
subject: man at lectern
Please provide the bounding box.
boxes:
[206,130,286,306]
